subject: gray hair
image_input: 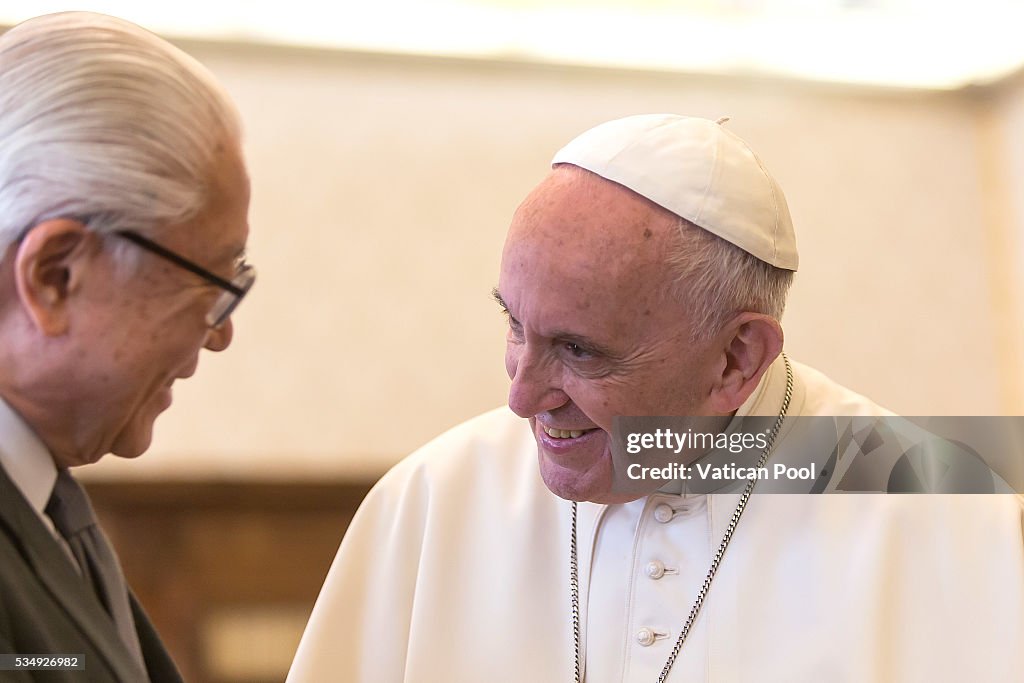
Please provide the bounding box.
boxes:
[668,218,794,342]
[0,11,242,255]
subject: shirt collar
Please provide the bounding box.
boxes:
[0,395,58,516]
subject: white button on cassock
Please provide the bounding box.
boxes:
[636,627,656,647]
[645,560,666,579]
[653,504,675,523]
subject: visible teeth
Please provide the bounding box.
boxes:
[544,426,586,439]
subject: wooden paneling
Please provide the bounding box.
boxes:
[86,481,375,683]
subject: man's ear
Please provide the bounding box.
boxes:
[708,312,784,413]
[14,219,93,336]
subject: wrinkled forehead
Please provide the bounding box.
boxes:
[505,167,680,269]
[500,167,681,313]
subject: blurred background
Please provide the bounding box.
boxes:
[4,0,1024,680]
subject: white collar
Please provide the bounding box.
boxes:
[0,394,58,516]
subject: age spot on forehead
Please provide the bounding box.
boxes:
[574,294,592,312]
[643,228,652,239]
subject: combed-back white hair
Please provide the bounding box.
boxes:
[0,11,241,253]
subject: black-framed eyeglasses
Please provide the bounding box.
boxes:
[115,230,255,329]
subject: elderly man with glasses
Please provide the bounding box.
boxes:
[0,12,253,683]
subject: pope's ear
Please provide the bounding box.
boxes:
[708,313,783,413]
[13,219,93,336]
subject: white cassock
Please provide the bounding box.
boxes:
[288,357,1024,682]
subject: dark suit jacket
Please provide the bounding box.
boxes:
[0,464,182,682]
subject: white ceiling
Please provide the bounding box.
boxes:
[2,0,1022,90]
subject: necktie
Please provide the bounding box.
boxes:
[45,468,147,672]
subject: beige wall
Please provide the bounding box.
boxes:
[987,70,1024,407]
[89,42,1022,481]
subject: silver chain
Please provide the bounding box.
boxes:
[571,354,794,683]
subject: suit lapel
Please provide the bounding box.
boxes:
[0,465,148,683]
